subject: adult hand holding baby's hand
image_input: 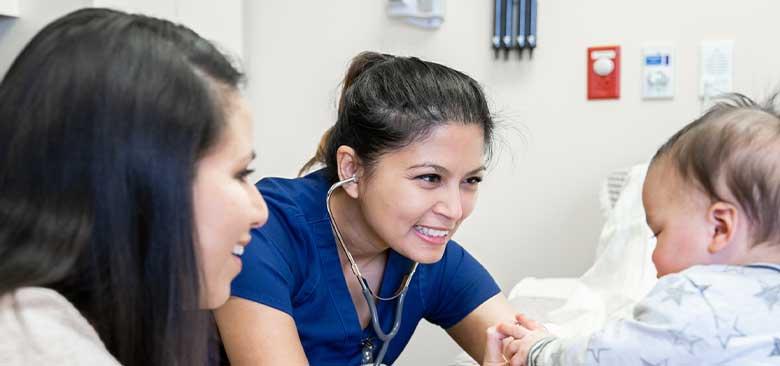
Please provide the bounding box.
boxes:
[483,313,551,366]
[483,325,513,366]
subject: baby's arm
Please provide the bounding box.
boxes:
[513,275,708,366]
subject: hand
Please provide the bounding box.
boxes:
[497,314,552,366]
[482,313,534,366]
[482,325,512,366]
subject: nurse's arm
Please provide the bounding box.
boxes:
[214,297,309,365]
[445,293,517,362]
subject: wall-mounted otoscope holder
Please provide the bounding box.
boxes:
[492,0,537,61]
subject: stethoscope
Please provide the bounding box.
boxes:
[326,175,419,366]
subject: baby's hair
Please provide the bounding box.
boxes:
[652,92,780,247]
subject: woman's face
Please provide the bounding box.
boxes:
[192,93,268,309]
[357,123,486,263]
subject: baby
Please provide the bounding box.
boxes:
[484,93,780,366]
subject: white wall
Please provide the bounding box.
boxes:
[244,1,780,364]
[0,0,90,76]
[0,1,242,77]
[92,0,243,58]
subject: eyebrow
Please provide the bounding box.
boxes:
[408,162,486,176]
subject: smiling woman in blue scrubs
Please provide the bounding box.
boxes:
[215,51,517,365]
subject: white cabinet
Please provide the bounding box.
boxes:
[92,0,243,58]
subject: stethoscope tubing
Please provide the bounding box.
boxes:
[326,175,418,366]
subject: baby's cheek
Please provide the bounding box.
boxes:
[651,247,671,276]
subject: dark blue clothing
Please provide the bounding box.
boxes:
[231,169,500,365]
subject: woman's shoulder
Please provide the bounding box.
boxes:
[0,287,120,365]
[256,169,331,223]
[416,240,487,284]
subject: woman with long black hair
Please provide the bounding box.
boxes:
[0,8,267,365]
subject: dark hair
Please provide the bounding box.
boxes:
[652,92,780,247]
[0,8,242,365]
[299,51,495,181]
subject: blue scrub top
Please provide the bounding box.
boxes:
[231,169,500,365]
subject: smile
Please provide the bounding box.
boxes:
[414,225,449,238]
[232,244,245,257]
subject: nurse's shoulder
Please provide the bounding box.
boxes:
[256,169,330,222]
[214,171,329,366]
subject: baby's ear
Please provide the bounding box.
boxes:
[707,201,739,253]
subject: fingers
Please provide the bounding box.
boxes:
[502,337,520,360]
[510,347,527,366]
[482,326,508,366]
[502,339,528,366]
[484,313,546,366]
[497,322,529,339]
[514,313,544,331]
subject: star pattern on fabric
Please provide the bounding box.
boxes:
[662,283,697,306]
[668,327,702,354]
[770,337,780,357]
[685,276,720,326]
[753,282,780,311]
[586,348,610,364]
[640,358,668,366]
[714,317,746,349]
[690,280,711,295]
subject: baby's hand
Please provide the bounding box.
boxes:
[495,314,552,366]
[482,313,534,366]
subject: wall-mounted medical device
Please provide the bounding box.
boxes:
[493,0,537,60]
[387,0,445,29]
[641,45,675,100]
[699,40,734,100]
[587,46,620,100]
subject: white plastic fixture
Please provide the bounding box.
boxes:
[700,40,734,99]
[0,0,19,17]
[387,0,445,29]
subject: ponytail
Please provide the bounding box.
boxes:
[298,50,495,183]
[298,126,333,177]
[297,52,392,177]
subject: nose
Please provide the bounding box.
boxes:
[248,186,268,229]
[433,184,463,221]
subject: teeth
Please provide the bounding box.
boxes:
[232,245,245,256]
[415,225,449,238]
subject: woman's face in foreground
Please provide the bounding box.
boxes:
[192,93,268,309]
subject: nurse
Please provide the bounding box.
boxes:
[215,51,516,365]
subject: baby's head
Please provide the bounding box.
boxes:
[643,93,780,277]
